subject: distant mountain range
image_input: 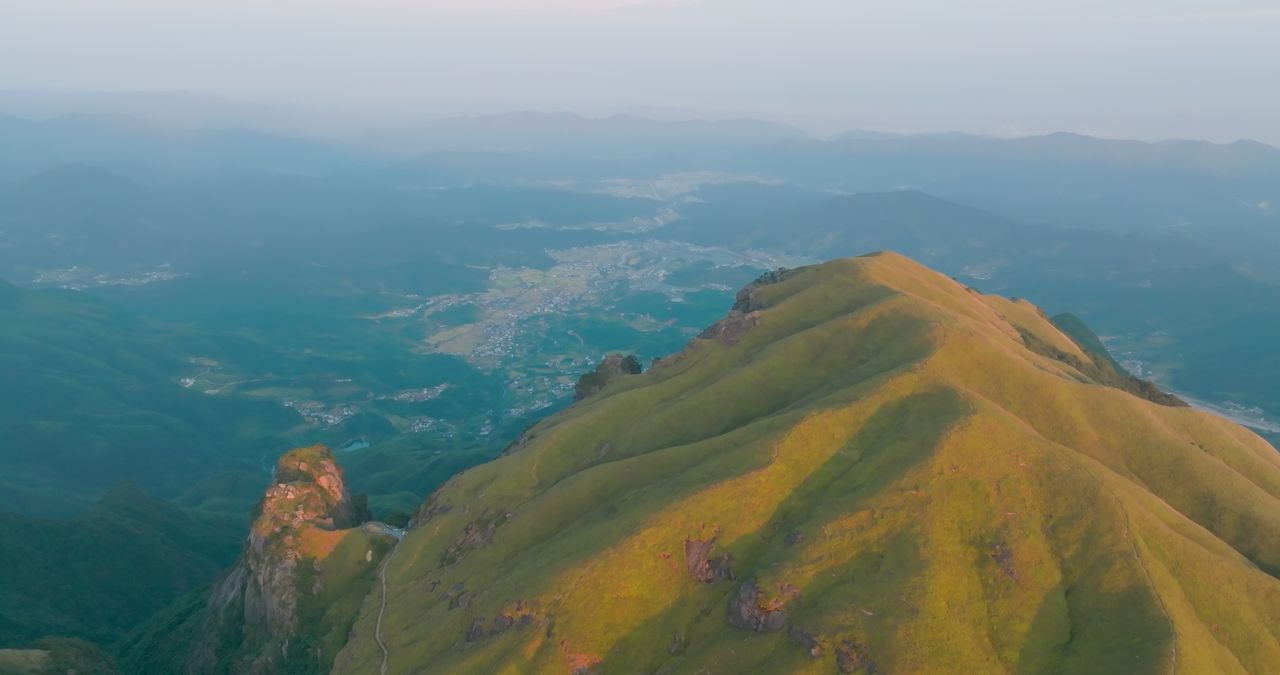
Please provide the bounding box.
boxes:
[0,112,372,181]
[3,99,1277,244]
[0,90,300,134]
[362,110,811,160]
[730,131,1280,237]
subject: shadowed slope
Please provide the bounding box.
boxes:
[335,253,1280,675]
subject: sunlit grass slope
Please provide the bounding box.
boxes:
[335,252,1280,675]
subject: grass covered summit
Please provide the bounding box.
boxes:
[331,253,1280,674]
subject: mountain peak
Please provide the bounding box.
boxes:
[263,444,355,533]
[331,254,1280,674]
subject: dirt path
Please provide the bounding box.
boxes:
[375,541,400,675]
[361,522,407,675]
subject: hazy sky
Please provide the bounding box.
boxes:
[3,0,1279,141]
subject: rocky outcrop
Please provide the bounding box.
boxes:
[573,353,642,401]
[726,580,787,632]
[835,640,876,674]
[462,602,538,643]
[682,537,735,583]
[442,511,513,566]
[244,447,354,634]
[696,310,760,344]
[990,540,1018,580]
[789,626,824,659]
[732,267,794,312]
[695,269,794,345]
[190,445,357,673]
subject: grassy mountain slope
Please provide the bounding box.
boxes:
[666,185,1280,436]
[1049,312,1121,369]
[334,253,1280,674]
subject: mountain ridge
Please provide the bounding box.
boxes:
[330,252,1280,674]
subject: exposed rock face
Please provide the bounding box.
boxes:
[696,268,794,345]
[682,537,735,583]
[990,540,1017,580]
[491,614,515,634]
[696,310,760,344]
[733,267,793,311]
[243,447,355,634]
[442,512,511,565]
[573,353,642,401]
[191,445,356,673]
[789,626,824,658]
[835,640,875,674]
[462,603,539,644]
[726,580,787,632]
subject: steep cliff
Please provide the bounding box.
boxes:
[118,446,388,674]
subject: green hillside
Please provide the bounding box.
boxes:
[1050,312,1122,370]
[0,483,241,647]
[0,279,296,515]
[330,253,1280,674]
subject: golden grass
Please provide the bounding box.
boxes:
[333,253,1280,675]
[299,526,351,560]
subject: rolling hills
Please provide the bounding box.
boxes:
[363,111,809,159]
[0,278,298,515]
[731,132,1280,236]
[0,112,370,181]
[327,253,1280,674]
[0,482,241,647]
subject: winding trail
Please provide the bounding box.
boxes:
[374,543,400,675]
[361,522,407,675]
